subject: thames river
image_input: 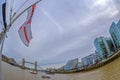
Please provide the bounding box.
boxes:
[2,57,120,80]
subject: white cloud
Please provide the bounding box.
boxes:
[92,0,109,8]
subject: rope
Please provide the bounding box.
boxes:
[10,0,14,26]
[0,20,4,29]
[12,0,30,20]
[15,0,30,14]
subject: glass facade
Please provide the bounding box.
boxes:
[106,38,115,53]
[81,57,87,66]
[94,37,114,59]
[109,21,120,50]
[64,58,79,70]
[81,53,98,67]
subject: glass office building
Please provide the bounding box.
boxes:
[81,53,98,67]
[94,37,114,59]
[64,58,79,70]
[109,21,120,50]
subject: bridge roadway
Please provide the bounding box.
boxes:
[2,57,120,80]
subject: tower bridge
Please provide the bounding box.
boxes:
[21,58,38,74]
[2,54,120,80]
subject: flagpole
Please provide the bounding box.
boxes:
[0,32,5,80]
[0,0,41,79]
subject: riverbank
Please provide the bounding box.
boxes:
[54,50,120,74]
[2,53,120,80]
[2,61,46,80]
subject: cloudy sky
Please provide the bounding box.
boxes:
[0,0,120,66]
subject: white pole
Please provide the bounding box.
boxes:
[0,46,2,80]
[0,33,5,80]
[0,51,2,80]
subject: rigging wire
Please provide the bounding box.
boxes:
[16,0,30,12]
[10,0,14,17]
[10,0,14,26]
[0,20,4,29]
[12,0,30,19]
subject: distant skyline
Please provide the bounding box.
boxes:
[0,0,120,66]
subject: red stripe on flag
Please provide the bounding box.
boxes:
[27,19,31,24]
[31,4,36,18]
[27,4,36,24]
[24,27,30,44]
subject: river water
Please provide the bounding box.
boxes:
[2,57,120,80]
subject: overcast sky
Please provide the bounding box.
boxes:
[0,0,120,66]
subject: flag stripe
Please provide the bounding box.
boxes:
[31,4,36,18]
[18,26,29,47]
[24,27,30,44]
[27,4,36,24]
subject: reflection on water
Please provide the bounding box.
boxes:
[2,57,120,80]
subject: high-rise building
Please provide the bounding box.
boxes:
[64,58,79,70]
[81,53,99,67]
[109,21,120,50]
[94,37,114,59]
